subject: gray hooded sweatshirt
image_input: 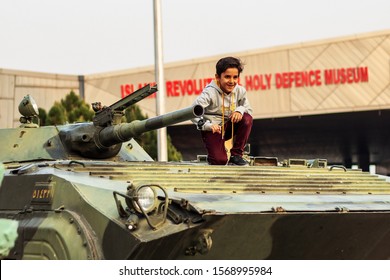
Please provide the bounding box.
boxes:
[192,80,253,131]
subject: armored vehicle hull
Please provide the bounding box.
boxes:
[1,159,390,259]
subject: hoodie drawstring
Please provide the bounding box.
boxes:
[222,91,235,139]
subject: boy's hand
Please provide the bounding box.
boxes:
[230,111,242,123]
[211,124,222,134]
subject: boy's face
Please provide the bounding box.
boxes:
[215,67,239,94]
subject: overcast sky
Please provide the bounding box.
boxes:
[0,0,389,75]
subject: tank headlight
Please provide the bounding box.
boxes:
[115,183,168,230]
[135,186,157,213]
[126,185,157,214]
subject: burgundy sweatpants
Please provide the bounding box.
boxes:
[201,113,253,165]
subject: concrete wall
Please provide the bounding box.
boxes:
[0,69,79,128]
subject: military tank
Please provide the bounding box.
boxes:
[1,84,390,260]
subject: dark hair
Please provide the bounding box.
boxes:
[215,57,244,76]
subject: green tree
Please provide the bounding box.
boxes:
[47,101,67,125]
[167,135,182,161]
[124,106,183,161]
[37,108,47,126]
[61,91,94,123]
[45,91,94,125]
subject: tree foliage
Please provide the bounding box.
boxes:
[37,108,47,126]
[45,91,94,125]
[47,101,67,125]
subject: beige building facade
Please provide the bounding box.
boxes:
[0,70,80,128]
[1,30,389,128]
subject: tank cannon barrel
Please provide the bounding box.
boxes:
[58,84,204,159]
[60,104,203,158]
[98,104,204,147]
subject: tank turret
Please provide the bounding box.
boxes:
[59,85,203,159]
[0,84,203,162]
